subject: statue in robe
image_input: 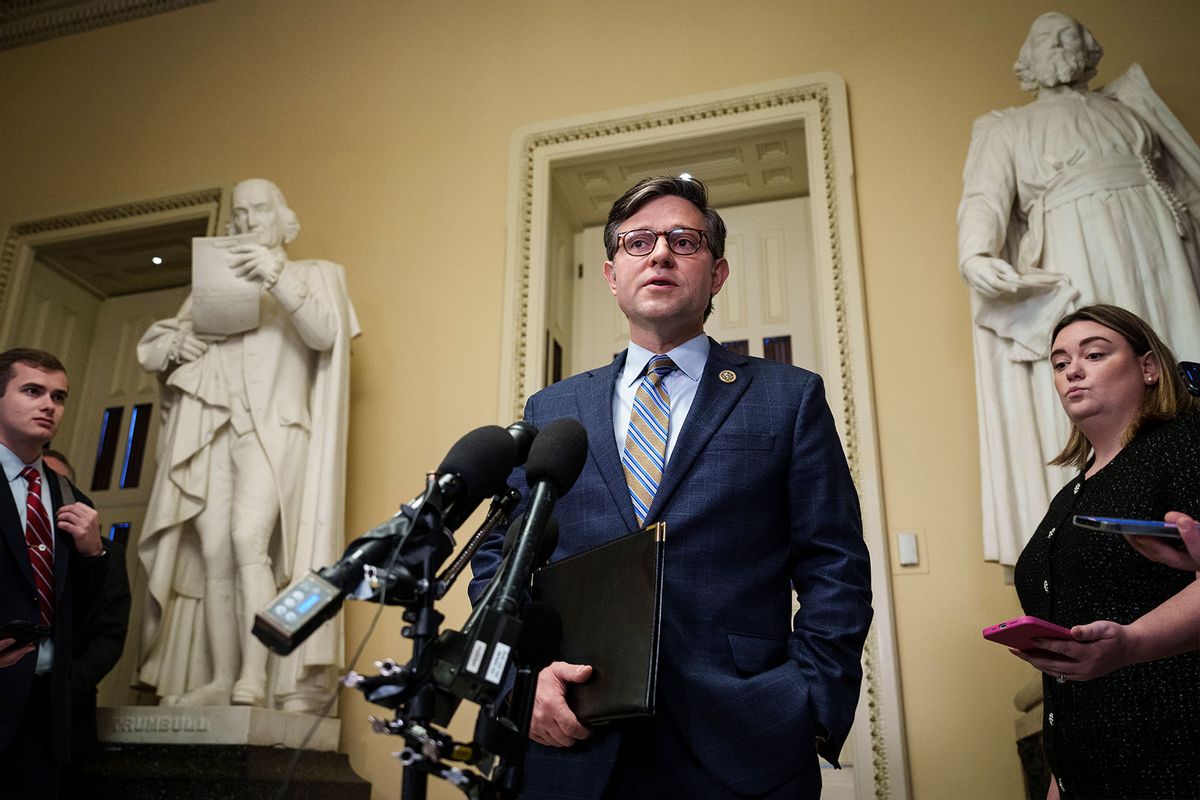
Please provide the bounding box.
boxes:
[957,12,1200,565]
[137,178,360,712]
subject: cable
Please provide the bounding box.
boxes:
[273,474,439,800]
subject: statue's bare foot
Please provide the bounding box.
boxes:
[231,678,266,707]
[163,682,233,706]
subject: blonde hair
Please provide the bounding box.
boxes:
[1049,305,1200,470]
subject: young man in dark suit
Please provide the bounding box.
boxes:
[470,177,873,798]
[0,348,108,798]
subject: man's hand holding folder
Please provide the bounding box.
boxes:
[529,522,666,746]
[530,662,594,747]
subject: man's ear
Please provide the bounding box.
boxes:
[710,258,730,297]
[603,261,618,296]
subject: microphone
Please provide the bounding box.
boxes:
[491,601,563,791]
[471,600,563,767]
[434,421,540,596]
[432,418,587,705]
[492,418,588,615]
[502,420,539,468]
[439,421,536,532]
[459,511,559,635]
[252,425,519,656]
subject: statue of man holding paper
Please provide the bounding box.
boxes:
[136,178,360,712]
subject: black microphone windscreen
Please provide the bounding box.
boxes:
[506,420,539,466]
[516,600,563,668]
[524,418,588,494]
[438,425,519,506]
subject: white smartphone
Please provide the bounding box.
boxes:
[1073,515,1181,539]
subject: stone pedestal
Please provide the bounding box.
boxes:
[71,707,369,800]
[73,743,370,800]
[99,705,341,750]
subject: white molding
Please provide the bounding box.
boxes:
[0,0,213,52]
[499,74,910,799]
[0,187,223,347]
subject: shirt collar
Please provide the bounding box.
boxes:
[622,333,710,387]
[0,442,39,482]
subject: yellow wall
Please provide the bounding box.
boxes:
[3,2,1198,797]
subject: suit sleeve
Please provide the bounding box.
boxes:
[70,542,132,693]
[785,374,873,764]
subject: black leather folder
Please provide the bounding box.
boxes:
[531,522,665,725]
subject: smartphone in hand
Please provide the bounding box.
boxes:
[1073,515,1181,539]
[982,615,1072,650]
[0,620,50,649]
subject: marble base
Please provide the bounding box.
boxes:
[98,706,341,751]
[70,743,370,800]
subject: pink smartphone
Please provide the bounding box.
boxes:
[982,615,1072,650]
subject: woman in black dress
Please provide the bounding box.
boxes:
[1012,305,1200,800]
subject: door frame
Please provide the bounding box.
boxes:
[0,186,224,348]
[498,73,909,799]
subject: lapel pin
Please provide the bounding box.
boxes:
[719,370,736,384]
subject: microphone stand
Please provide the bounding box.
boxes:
[342,484,550,800]
[435,488,521,598]
[400,547,442,800]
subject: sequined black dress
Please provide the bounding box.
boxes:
[1014,411,1200,799]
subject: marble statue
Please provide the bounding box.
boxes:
[136,178,360,712]
[957,12,1200,565]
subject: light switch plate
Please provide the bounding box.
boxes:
[891,528,929,574]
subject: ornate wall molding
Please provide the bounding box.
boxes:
[0,0,212,51]
[0,187,222,343]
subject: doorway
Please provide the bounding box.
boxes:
[498,74,909,799]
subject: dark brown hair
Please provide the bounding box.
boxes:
[0,348,66,396]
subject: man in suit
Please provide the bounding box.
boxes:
[0,348,107,798]
[470,176,873,798]
[40,448,131,798]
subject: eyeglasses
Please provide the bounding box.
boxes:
[617,227,708,257]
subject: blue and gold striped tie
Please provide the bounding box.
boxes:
[622,355,675,524]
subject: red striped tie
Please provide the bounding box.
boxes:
[20,466,54,627]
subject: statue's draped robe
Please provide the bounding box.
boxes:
[136,259,360,708]
[958,65,1200,565]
